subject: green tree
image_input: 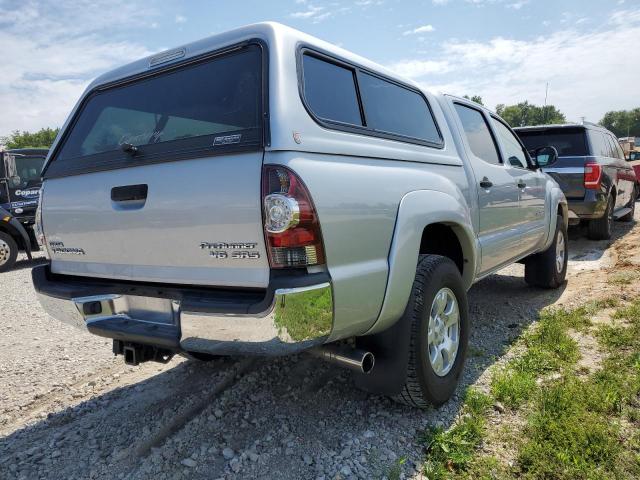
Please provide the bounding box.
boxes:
[495,101,566,127]
[1,127,60,149]
[463,95,484,106]
[599,108,640,137]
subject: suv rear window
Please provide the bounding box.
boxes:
[46,44,263,178]
[516,128,588,157]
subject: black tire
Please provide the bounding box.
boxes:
[588,195,614,240]
[393,255,469,409]
[524,215,568,289]
[0,232,18,273]
[620,187,636,222]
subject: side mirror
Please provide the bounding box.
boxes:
[8,175,21,188]
[533,146,558,168]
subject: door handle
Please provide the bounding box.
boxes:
[111,184,148,202]
[479,177,493,189]
[517,180,527,189]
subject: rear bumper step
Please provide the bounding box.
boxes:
[33,265,333,356]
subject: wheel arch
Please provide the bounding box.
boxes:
[365,189,476,336]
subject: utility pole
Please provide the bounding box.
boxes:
[543,82,549,123]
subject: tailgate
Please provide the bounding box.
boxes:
[41,42,269,288]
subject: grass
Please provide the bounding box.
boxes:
[421,389,492,479]
[420,299,640,479]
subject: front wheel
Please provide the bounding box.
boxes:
[394,255,469,409]
[0,232,18,273]
[525,215,568,289]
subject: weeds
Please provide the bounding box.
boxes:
[421,389,492,479]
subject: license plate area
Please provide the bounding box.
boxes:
[73,294,179,325]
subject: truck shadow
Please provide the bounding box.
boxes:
[0,221,632,479]
[7,254,47,272]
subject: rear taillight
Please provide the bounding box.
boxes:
[584,162,602,190]
[262,165,325,268]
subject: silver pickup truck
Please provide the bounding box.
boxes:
[33,22,567,408]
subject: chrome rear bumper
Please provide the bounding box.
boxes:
[34,266,333,355]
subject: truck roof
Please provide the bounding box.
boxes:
[88,22,423,95]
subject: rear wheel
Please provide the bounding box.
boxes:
[620,187,636,222]
[393,255,469,409]
[0,232,18,273]
[525,215,568,288]
[587,195,613,240]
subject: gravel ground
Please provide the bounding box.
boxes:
[0,216,633,480]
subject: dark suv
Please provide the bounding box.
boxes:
[515,123,636,240]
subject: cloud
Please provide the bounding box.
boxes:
[432,0,451,5]
[388,59,452,77]
[289,4,334,22]
[402,24,435,35]
[388,8,640,122]
[506,0,529,9]
[175,14,187,24]
[0,0,157,138]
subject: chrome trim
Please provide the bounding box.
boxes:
[36,282,334,356]
[180,282,333,355]
[542,167,584,174]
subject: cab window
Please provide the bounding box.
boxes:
[491,118,529,169]
[454,104,501,165]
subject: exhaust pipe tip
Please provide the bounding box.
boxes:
[361,351,375,374]
[310,345,375,374]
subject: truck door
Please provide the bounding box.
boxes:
[451,102,523,273]
[490,117,547,252]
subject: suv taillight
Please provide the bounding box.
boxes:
[584,162,602,190]
[262,165,325,268]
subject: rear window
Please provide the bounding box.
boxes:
[517,128,588,157]
[47,45,263,177]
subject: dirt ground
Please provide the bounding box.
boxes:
[0,210,638,480]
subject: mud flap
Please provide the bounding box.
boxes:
[354,313,412,396]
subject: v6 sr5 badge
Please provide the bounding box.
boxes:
[199,241,260,260]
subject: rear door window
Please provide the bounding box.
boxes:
[358,72,440,143]
[588,131,610,157]
[302,54,363,126]
[46,44,263,178]
[454,104,501,165]
[491,118,528,169]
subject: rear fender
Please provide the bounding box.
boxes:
[355,189,475,396]
[367,189,476,336]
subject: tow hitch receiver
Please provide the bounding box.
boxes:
[113,340,174,366]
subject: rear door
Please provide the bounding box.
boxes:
[490,117,547,252]
[451,102,522,273]
[42,43,270,288]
